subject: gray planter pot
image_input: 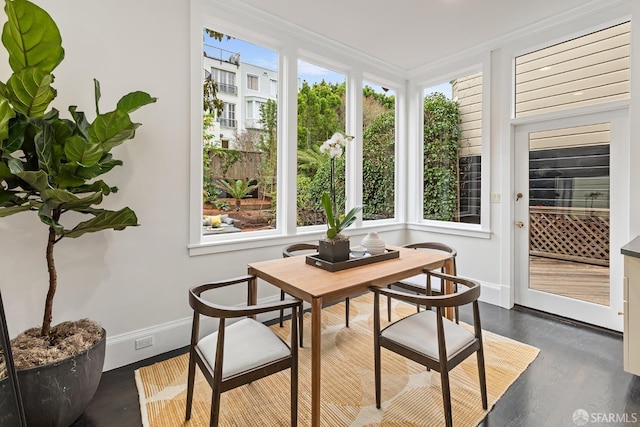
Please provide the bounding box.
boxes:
[17,329,106,427]
[318,239,350,262]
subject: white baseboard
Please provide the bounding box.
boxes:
[478,281,508,308]
[104,285,507,371]
[103,294,284,371]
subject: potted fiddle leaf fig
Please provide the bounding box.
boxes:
[0,0,156,425]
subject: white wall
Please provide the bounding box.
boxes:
[0,0,636,371]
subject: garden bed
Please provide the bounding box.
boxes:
[204,198,274,231]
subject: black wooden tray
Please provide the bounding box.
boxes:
[306,249,399,272]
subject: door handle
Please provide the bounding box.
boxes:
[515,221,525,228]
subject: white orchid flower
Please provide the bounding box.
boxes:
[329,145,343,159]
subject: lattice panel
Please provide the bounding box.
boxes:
[529,207,609,266]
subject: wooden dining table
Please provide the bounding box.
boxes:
[247,244,454,427]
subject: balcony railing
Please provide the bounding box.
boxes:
[219,118,237,128]
[218,83,237,95]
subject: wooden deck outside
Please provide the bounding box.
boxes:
[529,256,610,306]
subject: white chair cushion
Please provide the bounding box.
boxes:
[399,274,442,293]
[197,318,291,379]
[381,310,475,360]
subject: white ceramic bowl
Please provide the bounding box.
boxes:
[350,246,367,258]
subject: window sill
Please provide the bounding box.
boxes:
[188,221,406,256]
[406,221,492,239]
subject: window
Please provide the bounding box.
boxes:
[270,79,277,96]
[220,103,236,127]
[247,74,259,90]
[211,68,237,95]
[201,27,278,238]
[423,71,482,225]
[246,100,254,119]
[362,82,395,220]
[296,60,347,227]
[515,22,630,117]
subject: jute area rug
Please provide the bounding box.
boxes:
[135,293,539,426]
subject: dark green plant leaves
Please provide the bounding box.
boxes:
[68,106,89,139]
[116,91,157,114]
[8,159,49,191]
[0,203,30,217]
[32,117,54,174]
[64,135,103,166]
[0,95,15,142]
[41,188,103,210]
[321,192,335,228]
[93,79,101,115]
[6,67,55,116]
[64,207,138,238]
[88,110,140,151]
[2,0,64,74]
[37,199,62,233]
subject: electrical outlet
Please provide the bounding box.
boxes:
[490,192,501,203]
[135,336,154,350]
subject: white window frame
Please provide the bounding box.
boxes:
[190,0,408,255]
[247,74,259,91]
[408,57,491,239]
[360,76,403,227]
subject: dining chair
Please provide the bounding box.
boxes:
[186,275,301,427]
[387,242,458,322]
[281,243,352,346]
[371,271,487,427]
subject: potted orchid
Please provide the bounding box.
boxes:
[318,133,362,262]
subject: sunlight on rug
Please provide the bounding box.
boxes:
[135,293,539,426]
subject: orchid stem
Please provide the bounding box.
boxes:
[330,158,336,219]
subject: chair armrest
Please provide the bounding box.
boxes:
[194,296,302,319]
[423,270,474,289]
[190,273,303,318]
[371,280,480,308]
[190,275,256,297]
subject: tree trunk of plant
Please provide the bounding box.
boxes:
[235,199,241,211]
[41,210,60,338]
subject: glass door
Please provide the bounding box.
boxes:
[514,110,627,331]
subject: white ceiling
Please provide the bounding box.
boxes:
[239,0,605,71]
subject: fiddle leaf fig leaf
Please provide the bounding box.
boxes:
[41,187,103,210]
[6,111,28,153]
[0,203,30,217]
[88,110,140,151]
[64,207,138,238]
[64,135,103,166]
[116,91,157,114]
[2,0,64,73]
[32,118,55,175]
[60,191,103,210]
[93,78,101,115]
[6,67,55,117]
[11,169,49,192]
[0,95,16,143]
[37,199,63,233]
[70,180,113,196]
[68,106,89,139]
[0,161,12,180]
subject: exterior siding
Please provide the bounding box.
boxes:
[515,21,630,117]
[452,71,482,157]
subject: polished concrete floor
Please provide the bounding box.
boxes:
[71,301,640,427]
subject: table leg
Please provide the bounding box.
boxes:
[443,258,455,320]
[311,297,322,427]
[248,276,257,319]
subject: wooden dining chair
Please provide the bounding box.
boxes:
[371,271,487,427]
[388,242,458,322]
[186,275,301,427]
[281,243,352,346]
